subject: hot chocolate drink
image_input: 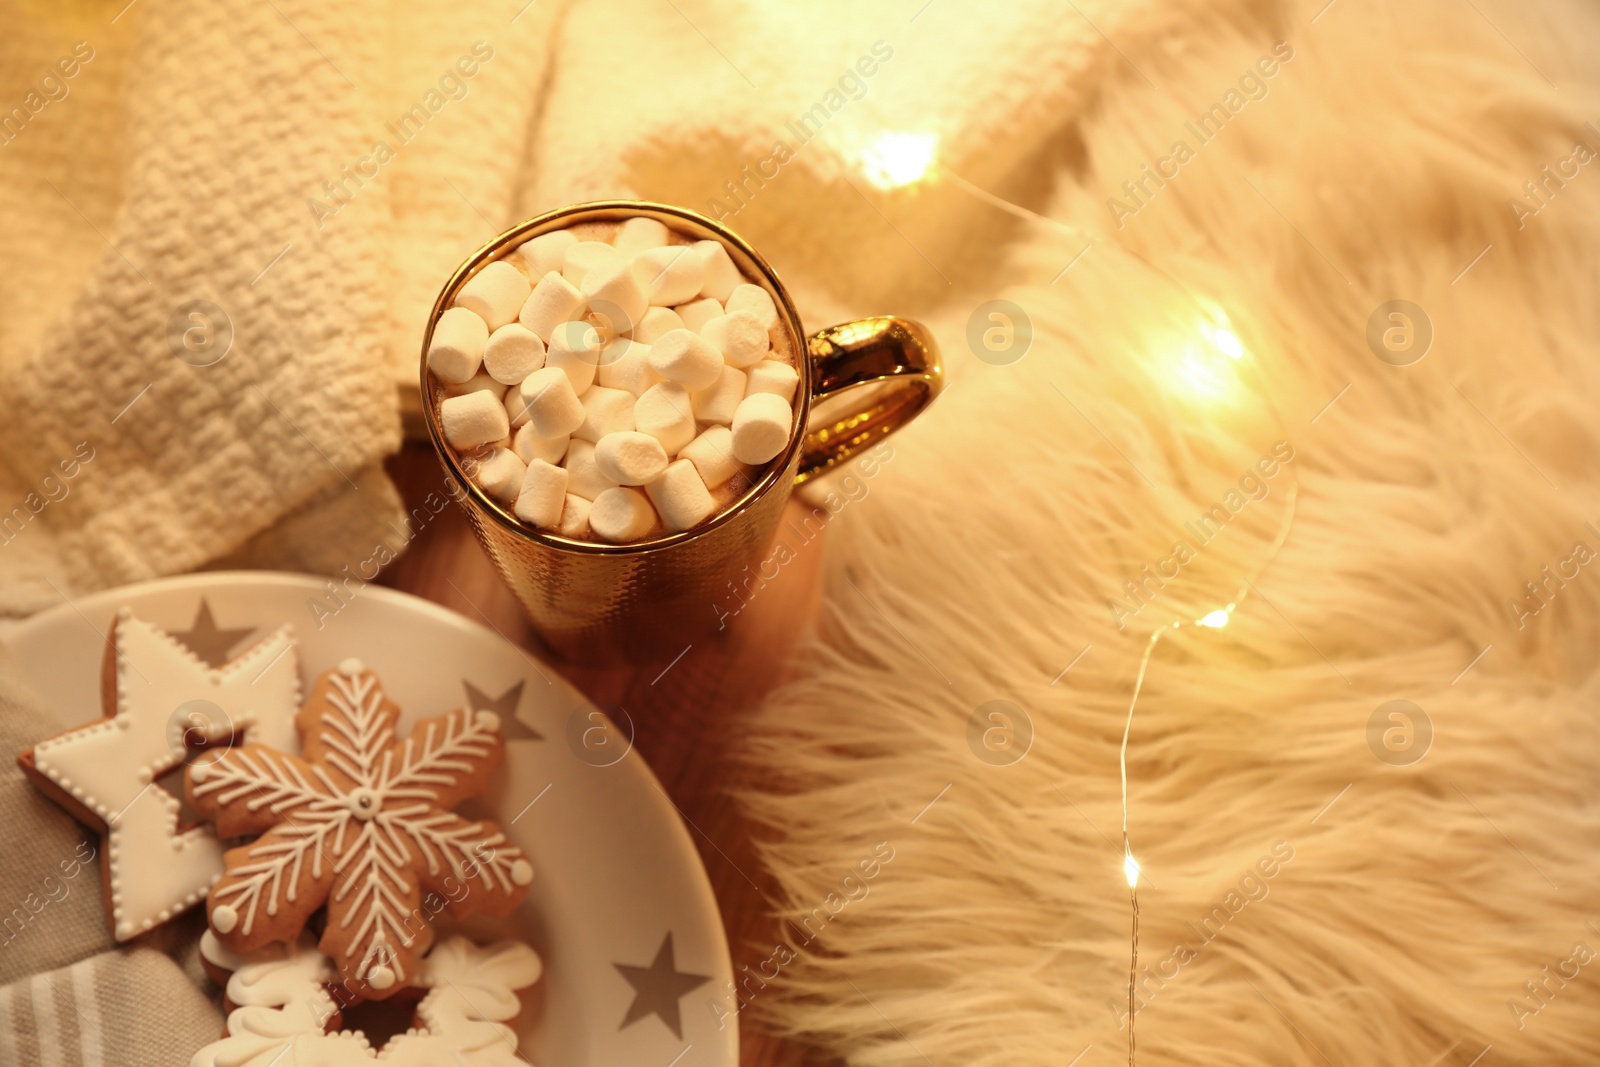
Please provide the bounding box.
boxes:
[427,216,799,543]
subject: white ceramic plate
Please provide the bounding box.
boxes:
[4,571,736,1067]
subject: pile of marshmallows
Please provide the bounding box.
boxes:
[429,217,799,543]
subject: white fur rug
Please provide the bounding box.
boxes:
[738,2,1600,1064]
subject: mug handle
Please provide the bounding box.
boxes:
[797,316,943,483]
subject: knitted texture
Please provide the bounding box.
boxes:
[0,0,562,614]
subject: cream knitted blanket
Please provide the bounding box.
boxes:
[0,0,560,613]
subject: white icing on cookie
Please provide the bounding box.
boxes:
[189,936,541,1067]
[416,936,543,1021]
[211,904,238,934]
[223,932,333,1008]
[30,612,301,942]
[510,860,534,887]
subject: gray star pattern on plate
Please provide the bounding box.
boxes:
[168,599,256,668]
[463,679,543,741]
[615,932,711,1039]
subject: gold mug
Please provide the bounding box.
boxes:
[420,200,943,663]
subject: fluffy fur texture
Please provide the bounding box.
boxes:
[737,2,1600,1064]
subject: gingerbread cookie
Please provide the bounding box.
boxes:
[16,608,301,941]
[188,658,535,997]
[192,930,542,1066]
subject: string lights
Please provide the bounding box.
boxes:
[857,130,940,190]
[849,129,1303,1065]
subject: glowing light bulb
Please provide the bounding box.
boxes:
[1172,346,1228,399]
[859,131,938,189]
[1163,321,1247,401]
[1200,322,1244,360]
[1123,853,1140,888]
[1198,609,1231,628]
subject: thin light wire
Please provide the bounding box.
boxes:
[1118,623,1165,1060]
[1114,481,1299,1056]
[942,167,1094,245]
[939,162,1201,302]
[1128,881,1139,1067]
[934,162,1303,1066]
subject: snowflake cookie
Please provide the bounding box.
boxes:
[187,658,534,998]
[16,608,301,941]
[191,929,543,1067]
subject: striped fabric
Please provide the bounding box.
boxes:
[0,949,221,1067]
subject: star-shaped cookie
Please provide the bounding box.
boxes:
[16,608,301,940]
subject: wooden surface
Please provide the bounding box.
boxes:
[378,444,832,1067]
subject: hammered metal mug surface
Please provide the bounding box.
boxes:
[420,200,943,663]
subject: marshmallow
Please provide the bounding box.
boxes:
[444,369,502,397]
[694,240,742,302]
[675,298,723,334]
[564,438,620,500]
[516,367,586,438]
[557,493,592,539]
[514,459,568,528]
[613,217,670,256]
[680,425,743,488]
[516,229,577,276]
[701,311,770,368]
[581,260,648,336]
[725,283,780,332]
[731,392,791,464]
[456,260,531,331]
[434,222,803,544]
[633,381,698,455]
[574,386,637,443]
[744,359,800,403]
[589,487,656,543]
[646,459,716,532]
[594,430,669,486]
[649,328,724,390]
[597,337,662,396]
[473,448,526,504]
[632,245,705,306]
[441,390,511,451]
[513,422,568,466]
[563,241,624,287]
[546,320,602,394]
[483,323,547,385]
[519,271,584,342]
[692,365,747,424]
[428,306,490,384]
[504,384,533,427]
[632,306,686,343]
